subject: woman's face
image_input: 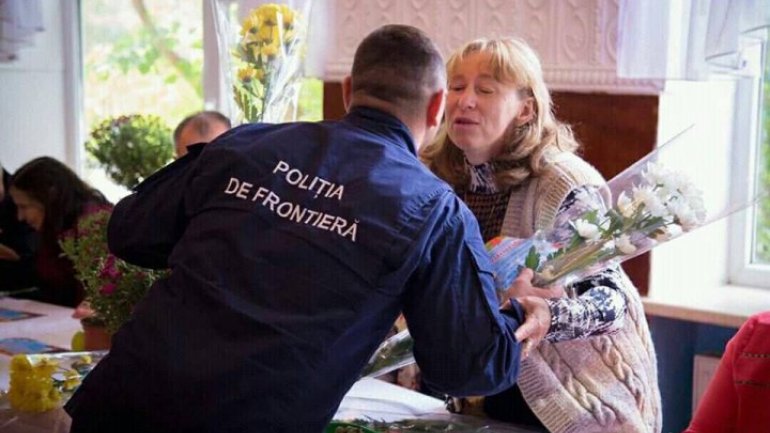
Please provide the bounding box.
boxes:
[9,187,45,231]
[446,51,531,165]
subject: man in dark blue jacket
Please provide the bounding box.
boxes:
[66,25,528,433]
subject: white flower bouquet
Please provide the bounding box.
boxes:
[212,1,312,123]
[363,127,768,378]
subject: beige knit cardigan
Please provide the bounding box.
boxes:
[501,152,662,433]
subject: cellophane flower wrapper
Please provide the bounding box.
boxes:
[489,127,769,291]
[7,351,106,412]
[330,415,515,432]
[362,127,768,379]
[359,329,415,379]
[212,0,312,124]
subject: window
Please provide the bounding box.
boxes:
[729,35,770,288]
[755,39,770,264]
[77,0,321,201]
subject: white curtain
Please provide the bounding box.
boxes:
[0,0,44,62]
[617,0,770,80]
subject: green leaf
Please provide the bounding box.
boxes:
[525,245,540,270]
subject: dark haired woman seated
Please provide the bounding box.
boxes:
[9,156,111,307]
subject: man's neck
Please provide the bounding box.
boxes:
[349,96,423,146]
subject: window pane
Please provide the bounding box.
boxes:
[82,0,204,127]
[755,37,770,264]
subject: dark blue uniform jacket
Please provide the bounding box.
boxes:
[66,108,525,433]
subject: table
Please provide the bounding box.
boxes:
[0,298,81,432]
[0,299,542,433]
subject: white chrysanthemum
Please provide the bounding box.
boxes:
[668,200,699,230]
[617,191,636,218]
[634,185,668,218]
[666,171,691,194]
[575,189,594,209]
[573,219,601,241]
[653,223,683,242]
[602,240,616,251]
[615,234,637,255]
[644,162,670,186]
[666,223,683,239]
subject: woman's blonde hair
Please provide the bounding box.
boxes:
[421,37,579,190]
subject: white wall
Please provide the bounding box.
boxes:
[0,0,77,174]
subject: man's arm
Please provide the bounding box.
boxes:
[107,145,204,269]
[401,194,524,397]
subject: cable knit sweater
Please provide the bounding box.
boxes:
[502,152,662,433]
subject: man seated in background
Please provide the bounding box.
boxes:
[173,110,231,157]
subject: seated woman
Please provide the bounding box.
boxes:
[9,156,110,307]
[421,37,661,432]
[684,311,770,433]
[0,162,37,291]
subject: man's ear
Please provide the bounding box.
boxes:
[426,89,446,127]
[515,97,535,125]
[341,76,353,112]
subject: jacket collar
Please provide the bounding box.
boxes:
[344,107,417,156]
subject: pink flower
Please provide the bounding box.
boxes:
[99,282,116,295]
[99,255,121,280]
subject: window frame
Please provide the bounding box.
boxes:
[728,40,770,288]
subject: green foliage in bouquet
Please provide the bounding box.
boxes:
[59,208,166,333]
[85,114,174,189]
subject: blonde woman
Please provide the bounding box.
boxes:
[421,38,661,433]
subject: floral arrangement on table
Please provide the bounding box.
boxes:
[59,208,166,334]
[214,2,310,123]
[8,351,105,412]
[86,114,174,189]
[362,128,768,379]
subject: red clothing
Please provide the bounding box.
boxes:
[28,202,112,307]
[33,240,82,307]
[684,312,770,433]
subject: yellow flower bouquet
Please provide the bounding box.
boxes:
[8,352,105,412]
[214,1,312,123]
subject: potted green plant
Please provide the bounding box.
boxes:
[85,114,174,189]
[59,208,166,348]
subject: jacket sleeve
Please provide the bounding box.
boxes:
[107,144,204,269]
[401,192,524,397]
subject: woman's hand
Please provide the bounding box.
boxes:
[512,296,552,359]
[505,268,565,300]
[72,301,95,320]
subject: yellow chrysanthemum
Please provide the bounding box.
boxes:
[241,13,261,36]
[279,5,294,26]
[261,42,279,59]
[10,354,32,372]
[238,66,258,82]
[257,24,274,43]
[258,4,281,26]
[9,356,62,412]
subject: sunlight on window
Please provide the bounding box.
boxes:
[754,37,770,264]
